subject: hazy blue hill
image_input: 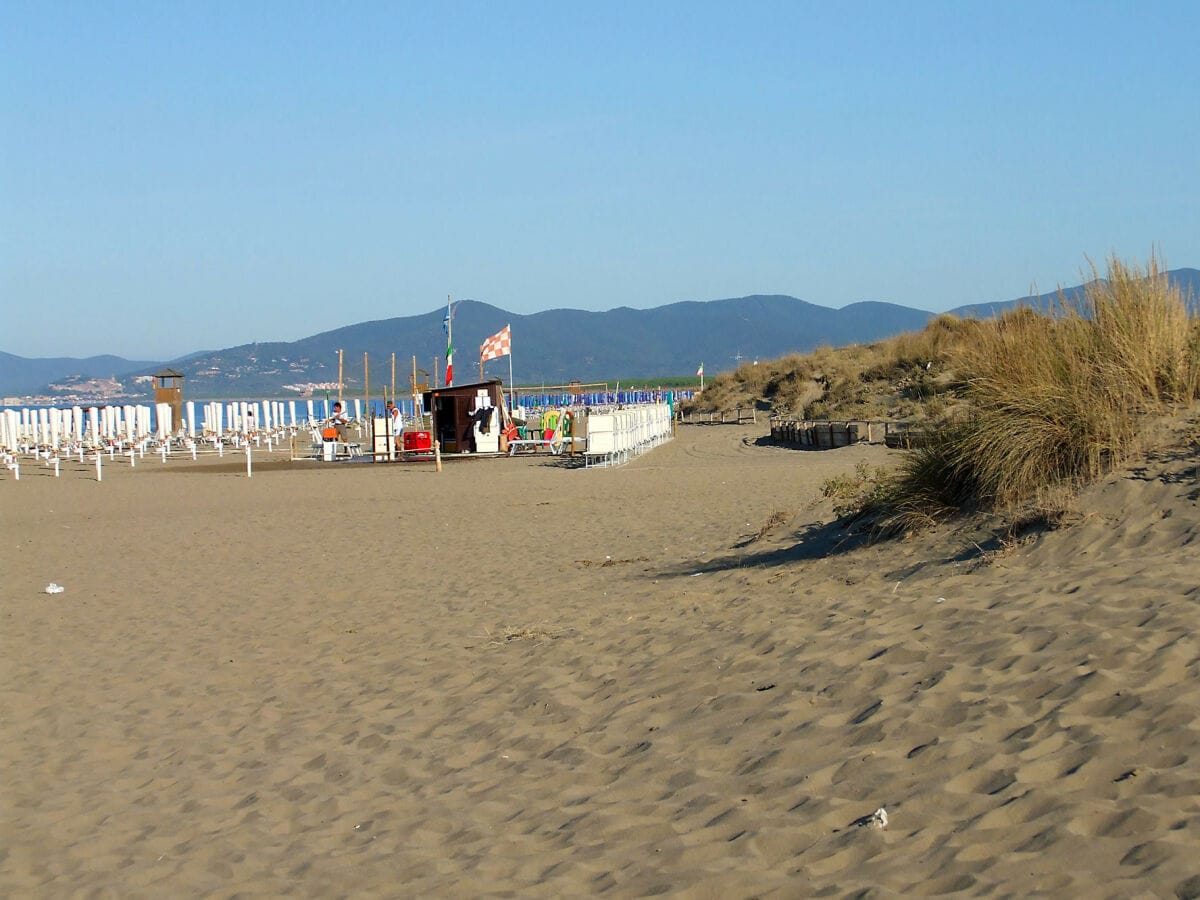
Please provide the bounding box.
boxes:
[0,352,161,397]
[821,301,934,346]
[87,293,933,395]
[948,268,1200,319]
[5,268,1197,399]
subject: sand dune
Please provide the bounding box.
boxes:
[3,421,1199,897]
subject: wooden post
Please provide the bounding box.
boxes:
[337,349,344,404]
[411,355,419,425]
[430,392,439,467]
[363,352,369,420]
[381,384,389,459]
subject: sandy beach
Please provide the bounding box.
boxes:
[3,422,1199,897]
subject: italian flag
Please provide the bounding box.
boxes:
[443,297,456,386]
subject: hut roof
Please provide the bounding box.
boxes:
[423,378,502,398]
[153,367,185,378]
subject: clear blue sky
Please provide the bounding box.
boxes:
[3,1,1197,359]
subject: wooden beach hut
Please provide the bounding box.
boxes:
[153,368,185,434]
[422,378,507,455]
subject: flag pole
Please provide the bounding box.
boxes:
[444,295,454,387]
[507,323,514,408]
[411,354,420,428]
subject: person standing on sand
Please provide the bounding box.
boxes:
[387,401,403,452]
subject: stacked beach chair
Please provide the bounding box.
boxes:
[582,402,673,468]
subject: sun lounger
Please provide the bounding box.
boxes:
[507,437,562,455]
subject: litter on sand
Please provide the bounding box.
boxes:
[44,583,65,594]
[850,806,889,830]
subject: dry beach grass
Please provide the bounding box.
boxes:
[3,415,1200,897]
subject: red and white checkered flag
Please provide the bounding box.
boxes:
[480,325,512,362]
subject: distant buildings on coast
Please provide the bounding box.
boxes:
[5,377,347,408]
[5,375,143,407]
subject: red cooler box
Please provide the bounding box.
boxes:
[403,431,432,452]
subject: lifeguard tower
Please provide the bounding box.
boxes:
[153,368,184,432]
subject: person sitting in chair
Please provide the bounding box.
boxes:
[328,401,349,442]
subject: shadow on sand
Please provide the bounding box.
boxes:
[653,508,1044,583]
[654,517,876,578]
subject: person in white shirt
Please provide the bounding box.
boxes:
[387,401,403,452]
[328,401,349,442]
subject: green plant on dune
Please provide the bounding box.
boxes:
[820,462,886,517]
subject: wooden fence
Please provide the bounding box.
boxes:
[677,407,757,425]
[769,418,926,449]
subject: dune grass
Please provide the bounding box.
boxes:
[691,254,1197,535]
[860,255,1200,532]
[687,316,977,421]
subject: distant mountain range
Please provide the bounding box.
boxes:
[4,268,1198,401]
[0,352,161,399]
